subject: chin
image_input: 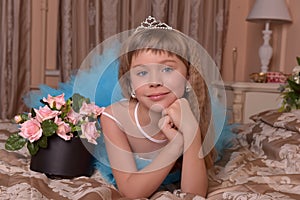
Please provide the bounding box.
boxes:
[148,99,176,112]
[149,103,165,112]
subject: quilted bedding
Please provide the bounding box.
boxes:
[1,109,300,199]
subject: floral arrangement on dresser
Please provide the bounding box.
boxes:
[279,57,300,112]
[5,93,104,156]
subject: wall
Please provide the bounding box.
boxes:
[31,0,300,87]
[222,0,300,82]
[31,0,59,90]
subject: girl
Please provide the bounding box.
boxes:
[99,16,216,198]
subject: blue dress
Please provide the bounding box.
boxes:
[93,134,181,187]
[92,101,182,187]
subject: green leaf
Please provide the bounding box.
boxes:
[30,108,36,117]
[41,120,58,136]
[19,113,30,122]
[60,99,71,119]
[297,56,300,66]
[27,142,39,156]
[72,93,90,112]
[71,125,81,133]
[5,133,27,151]
[37,135,48,148]
[287,79,300,93]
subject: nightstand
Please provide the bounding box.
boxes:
[230,82,282,123]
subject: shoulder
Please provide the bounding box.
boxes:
[101,99,131,118]
[105,99,129,111]
[100,99,134,129]
[100,100,133,147]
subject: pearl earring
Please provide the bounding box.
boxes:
[185,85,191,93]
[131,90,136,98]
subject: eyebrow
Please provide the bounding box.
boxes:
[131,59,177,68]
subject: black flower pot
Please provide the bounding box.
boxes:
[30,134,94,179]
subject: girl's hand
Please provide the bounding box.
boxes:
[158,114,184,157]
[158,114,180,141]
[163,98,200,149]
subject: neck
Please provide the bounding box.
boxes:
[137,103,161,127]
[134,102,167,143]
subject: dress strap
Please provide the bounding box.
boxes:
[101,111,122,127]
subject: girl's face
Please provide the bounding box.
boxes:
[129,50,188,112]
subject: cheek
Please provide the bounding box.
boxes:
[129,72,148,91]
[131,79,145,90]
[134,85,147,96]
[166,81,186,98]
[164,75,187,97]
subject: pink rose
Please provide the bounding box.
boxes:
[54,116,72,140]
[67,108,82,124]
[19,118,43,143]
[93,106,105,116]
[43,93,66,110]
[14,115,23,123]
[81,121,99,144]
[80,102,104,116]
[34,106,61,122]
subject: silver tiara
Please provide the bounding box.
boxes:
[135,16,173,32]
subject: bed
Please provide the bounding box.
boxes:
[1,109,300,200]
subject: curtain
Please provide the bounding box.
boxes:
[0,0,228,120]
[57,0,229,81]
[0,0,31,120]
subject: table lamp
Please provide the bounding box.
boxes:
[246,0,292,73]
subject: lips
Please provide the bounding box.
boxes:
[147,92,169,100]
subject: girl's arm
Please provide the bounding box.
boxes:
[181,129,207,197]
[163,98,208,197]
[100,110,183,199]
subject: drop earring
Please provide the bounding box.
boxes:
[131,90,136,98]
[185,85,191,93]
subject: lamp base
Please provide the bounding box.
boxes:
[258,22,273,73]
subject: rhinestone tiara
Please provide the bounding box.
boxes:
[135,16,173,32]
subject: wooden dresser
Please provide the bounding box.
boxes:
[214,81,282,124]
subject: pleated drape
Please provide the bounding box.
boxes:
[0,0,228,119]
[0,0,31,120]
[57,0,229,81]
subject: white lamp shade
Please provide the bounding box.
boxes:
[247,0,292,23]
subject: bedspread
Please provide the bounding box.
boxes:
[0,122,202,200]
[207,109,300,200]
[1,109,300,200]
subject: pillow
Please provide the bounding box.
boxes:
[237,109,300,174]
[250,109,300,133]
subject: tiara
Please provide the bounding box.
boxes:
[135,16,173,32]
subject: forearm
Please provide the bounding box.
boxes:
[181,130,208,197]
[116,135,183,198]
[115,163,175,198]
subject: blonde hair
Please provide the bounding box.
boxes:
[118,29,216,168]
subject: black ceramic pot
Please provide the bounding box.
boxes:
[30,134,94,179]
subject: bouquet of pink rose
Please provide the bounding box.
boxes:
[5,93,104,156]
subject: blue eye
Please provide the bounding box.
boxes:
[162,66,174,73]
[136,71,148,76]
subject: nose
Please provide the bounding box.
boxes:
[149,82,162,87]
[149,71,163,87]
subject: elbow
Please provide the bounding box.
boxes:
[180,188,207,199]
[117,181,155,199]
[181,178,208,198]
[119,188,153,199]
